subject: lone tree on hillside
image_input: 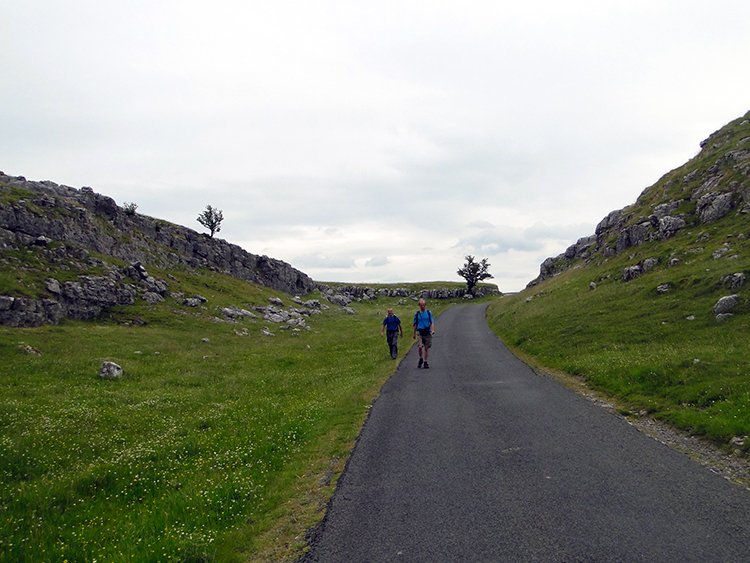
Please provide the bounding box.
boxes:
[197,205,224,238]
[457,255,493,296]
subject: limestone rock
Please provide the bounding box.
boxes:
[99,361,124,380]
[697,192,734,224]
[622,265,643,282]
[713,295,739,316]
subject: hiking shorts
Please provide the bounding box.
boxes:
[417,330,432,348]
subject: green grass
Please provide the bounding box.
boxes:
[487,218,750,455]
[0,261,486,563]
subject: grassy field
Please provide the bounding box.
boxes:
[0,265,487,563]
[487,214,750,456]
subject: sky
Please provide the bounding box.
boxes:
[2,1,749,292]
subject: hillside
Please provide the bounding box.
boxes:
[488,110,750,460]
[530,110,750,286]
[0,173,319,326]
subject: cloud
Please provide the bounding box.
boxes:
[366,256,391,267]
[291,253,356,270]
[455,222,595,255]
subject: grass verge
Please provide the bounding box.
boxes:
[487,231,750,458]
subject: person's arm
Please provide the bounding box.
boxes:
[412,314,417,339]
[381,318,385,336]
[430,311,435,334]
[399,319,403,337]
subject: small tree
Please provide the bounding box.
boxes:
[123,202,138,216]
[457,255,493,296]
[197,205,224,238]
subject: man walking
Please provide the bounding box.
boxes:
[412,299,435,368]
[381,308,403,359]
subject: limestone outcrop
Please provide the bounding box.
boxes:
[0,173,315,296]
[0,173,316,326]
[528,113,750,287]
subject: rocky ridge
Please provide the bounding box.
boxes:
[529,111,750,298]
[0,173,315,294]
[0,173,320,326]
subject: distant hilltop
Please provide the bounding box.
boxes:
[0,172,316,296]
[529,110,750,286]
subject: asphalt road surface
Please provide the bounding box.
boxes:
[302,303,750,562]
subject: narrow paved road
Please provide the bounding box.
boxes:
[303,304,750,562]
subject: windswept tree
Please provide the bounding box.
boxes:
[197,205,224,238]
[457,255,493,296]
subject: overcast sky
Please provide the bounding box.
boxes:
[2,1,749,292]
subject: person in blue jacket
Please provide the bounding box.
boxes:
[412,299,435,368]
[381,308,403,359]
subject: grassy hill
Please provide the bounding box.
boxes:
[487,110,750,460]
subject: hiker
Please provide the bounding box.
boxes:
[412,298,435,368]
[381,308,403,359]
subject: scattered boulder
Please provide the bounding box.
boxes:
[656,284,671,294]
[99,361,124,380]
[616,222,651,253]
[45,278,62,295]
[712,244,731,260]
[183,296,205,307]
[19,343,41,355]
[143,291,165,304]
[658,215,686,239]
[268,297,284,306]
[265,311,290,323]
[217,306,257,320]
[697,192,734,224]
[642,258,659,272]
[713,295,739,316]
[722,273,746,289]
[622,265,643,282]
[329,294,352,307]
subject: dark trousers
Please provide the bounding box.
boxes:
[386,330,399,359]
